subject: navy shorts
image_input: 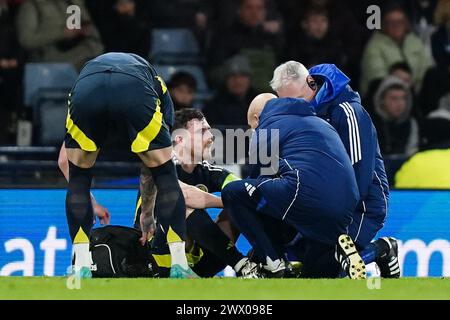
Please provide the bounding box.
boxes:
[65,71,172,153]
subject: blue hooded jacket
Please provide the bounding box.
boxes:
[309,64,389,222]
[249,98,359,234]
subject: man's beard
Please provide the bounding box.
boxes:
[202,145,213,161]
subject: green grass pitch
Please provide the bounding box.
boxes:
[0,277,449,300]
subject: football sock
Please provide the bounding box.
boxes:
[360,238,390,264]
[148,160,189,269]
[66,161,93,247]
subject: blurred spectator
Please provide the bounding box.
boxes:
[168,72,197,111]
[365,62,424,122]
[276,0,300,33]
[431,0,450,68]
[389,62,415,88]
[0,0,23,144]
[148,0,210,48]
[365,62,414,104]
[204,55,257,126]
[389,62,424,122]
[16,0,104,70]
[94,0,150,57]
[285,5,346,70]
[407,0,438,25]
[282,0,363,85]
[406,0,438,43]
[419,0,450,115]
[208,0,283,35]
[360,3,433,97]
[372,76,420,157]
[208,0,284,92]
[149,0,208,29]
[422,92,450,148]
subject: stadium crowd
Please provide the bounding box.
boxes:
[0,0,449,185]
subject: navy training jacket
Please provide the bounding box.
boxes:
[309,64,389,222]
[249,97,359,234]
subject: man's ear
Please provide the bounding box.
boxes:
[174,135,183,145]
[254,114,259,127]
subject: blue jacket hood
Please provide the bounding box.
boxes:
[258,98,316,127]
[308,64,361,114]
[309,64,350,105]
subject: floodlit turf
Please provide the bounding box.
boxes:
[0,277,449,300]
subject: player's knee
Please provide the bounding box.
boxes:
[66,148,98,168]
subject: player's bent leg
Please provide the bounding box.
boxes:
[215,209,240,244]
[191,249,227,278]
[222,180,285,278]
[65,148,100,278]
[349,212,382,261]
[300,239,341,278]
[138,147,198,278]
[186,209,250,275]
[349,214,399,277]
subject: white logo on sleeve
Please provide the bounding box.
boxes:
[245,182,256,196]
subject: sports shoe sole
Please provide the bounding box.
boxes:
[338,235,367,279]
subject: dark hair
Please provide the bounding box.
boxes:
[172,108,205,132]
[382,83,407,98]
[239,0,266,7]
[168,72,197,91]
[389,62,412,75]
[381,2,407,21]
[303,5,329,20]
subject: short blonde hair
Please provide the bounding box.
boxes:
[270,61,309,92]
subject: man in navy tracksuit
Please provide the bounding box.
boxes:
[271,61,400,278]
[221,93,361,278]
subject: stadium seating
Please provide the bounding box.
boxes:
[23,63,78,145]
[150,28,201,64]
[34,90,69,146]
[23,63,78,108]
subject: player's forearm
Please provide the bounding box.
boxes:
[140,166,157,219]
[199,192,223,209]
[179,181,224,209]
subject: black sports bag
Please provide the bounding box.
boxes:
[89,225,154,278]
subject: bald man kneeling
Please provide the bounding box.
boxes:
[221,94,362,279]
